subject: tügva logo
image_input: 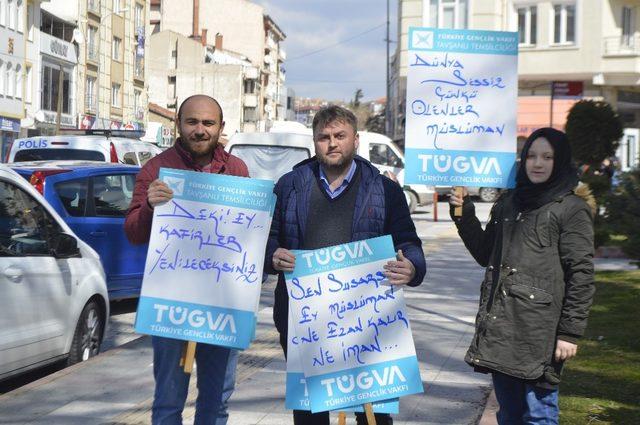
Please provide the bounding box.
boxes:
[417,154,502,175]
[320,365,406,397]
[301,240,373,268]
[153,304,237,333]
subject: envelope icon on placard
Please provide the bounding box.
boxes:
[413,30,433,49]
[163,176,185,196]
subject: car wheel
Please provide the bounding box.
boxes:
[68,300,104,365]
[479,187,499,203]
[404,190,418,214]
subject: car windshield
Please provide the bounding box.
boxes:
[229,145,310,182]
[14,149,106,162]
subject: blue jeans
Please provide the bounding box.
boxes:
[492,372,559,425]
[151,336,239,425]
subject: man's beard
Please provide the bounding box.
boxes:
[318,151,355,173]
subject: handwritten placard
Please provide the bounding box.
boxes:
[404,27,519,188]
[285,236,423,412]
[285,311,399,413]
[135,168,275,349]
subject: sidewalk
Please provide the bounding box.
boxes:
[0,204,495,425]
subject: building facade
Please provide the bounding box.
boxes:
[151,0,287,131]
[19,0,150,137]
[147,30,260,136]
[391,0,640,166]
[0,0,26,159]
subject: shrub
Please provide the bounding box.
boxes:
[604,168,640,260]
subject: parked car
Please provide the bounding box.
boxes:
[226,131,434,212]
[9,161,145,300]
[6,130,162,166]
[0,164,109,381]
[357,131,435,212]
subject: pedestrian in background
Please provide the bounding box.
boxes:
[266,105,426,425]
[125,95,248,425]
[449,127,596,424]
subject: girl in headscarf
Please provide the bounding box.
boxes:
[449,128,596,424]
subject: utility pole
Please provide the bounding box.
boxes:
[385,0,391,137]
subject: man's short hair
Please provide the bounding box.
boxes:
[177,95,224,123]
[312,105,357,138]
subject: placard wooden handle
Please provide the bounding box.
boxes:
[364,403,376,424]
[454,186,463,217]
[181,341,197,374]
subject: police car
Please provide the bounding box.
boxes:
[6,130,163,166]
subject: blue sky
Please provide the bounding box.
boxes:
[254,0,398,103]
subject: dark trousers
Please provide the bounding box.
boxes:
[278,329,393,425]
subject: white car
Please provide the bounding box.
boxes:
[0,164,109,381]
[6,130,163,166]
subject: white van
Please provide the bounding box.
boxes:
[227,131,434,213]
[7,130,163,166]
[357,131,435,212]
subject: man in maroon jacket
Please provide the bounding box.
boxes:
[125,95,248,425]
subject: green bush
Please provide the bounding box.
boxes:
[604,169,640,260]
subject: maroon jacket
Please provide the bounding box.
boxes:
[124,140,249,245]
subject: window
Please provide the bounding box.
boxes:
[167,76,176,99]
[369,143,402,168]
[517,5,537,45]
[8,0,15,30]
[112,36,121,60]
[111,82,121,107]
[112,0,119,13]
[138,151,153,165]
[40,64,71,113]
[0,60,4,96]
[244,79,256,94]
[135,2,144,28]
[16,0,22,33]
[88,0,100,14]
[553,3,576,44]
[428,0,468,29]
[134,89,142,118]
[14,63,20,99]
[122,152,138,165]
[54,179,88,217]
[0,0,5,26]
[243,107,257,122]
[87,26,98,61]
[92,174,135,216]
[26,1,33,40]
[0,180,63,256]
[6,62,13,97]
[25,64,31,103]
[170,48,177,68]
[622,6,635,46]
[86,76,96,112]
[40,11,74,41]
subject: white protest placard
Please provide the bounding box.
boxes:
[285,235,423,413]
[404,27,519,188]
[285,310,399,414]
[135,168,275,349]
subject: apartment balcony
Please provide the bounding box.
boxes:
[278,48,286,61]
[134,56,144,81]
[85,94,97,114]
[601,35,640,78]
[87,0,100,15]
[245,66,259,79]
[87,43,99,64]
[603,35,640,57]
[266,36,277,50]
[244,94,258,108]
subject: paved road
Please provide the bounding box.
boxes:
[0,201,497,425]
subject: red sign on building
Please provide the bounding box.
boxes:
[552,81,584,98]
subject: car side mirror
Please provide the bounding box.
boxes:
[51,232,80,258]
